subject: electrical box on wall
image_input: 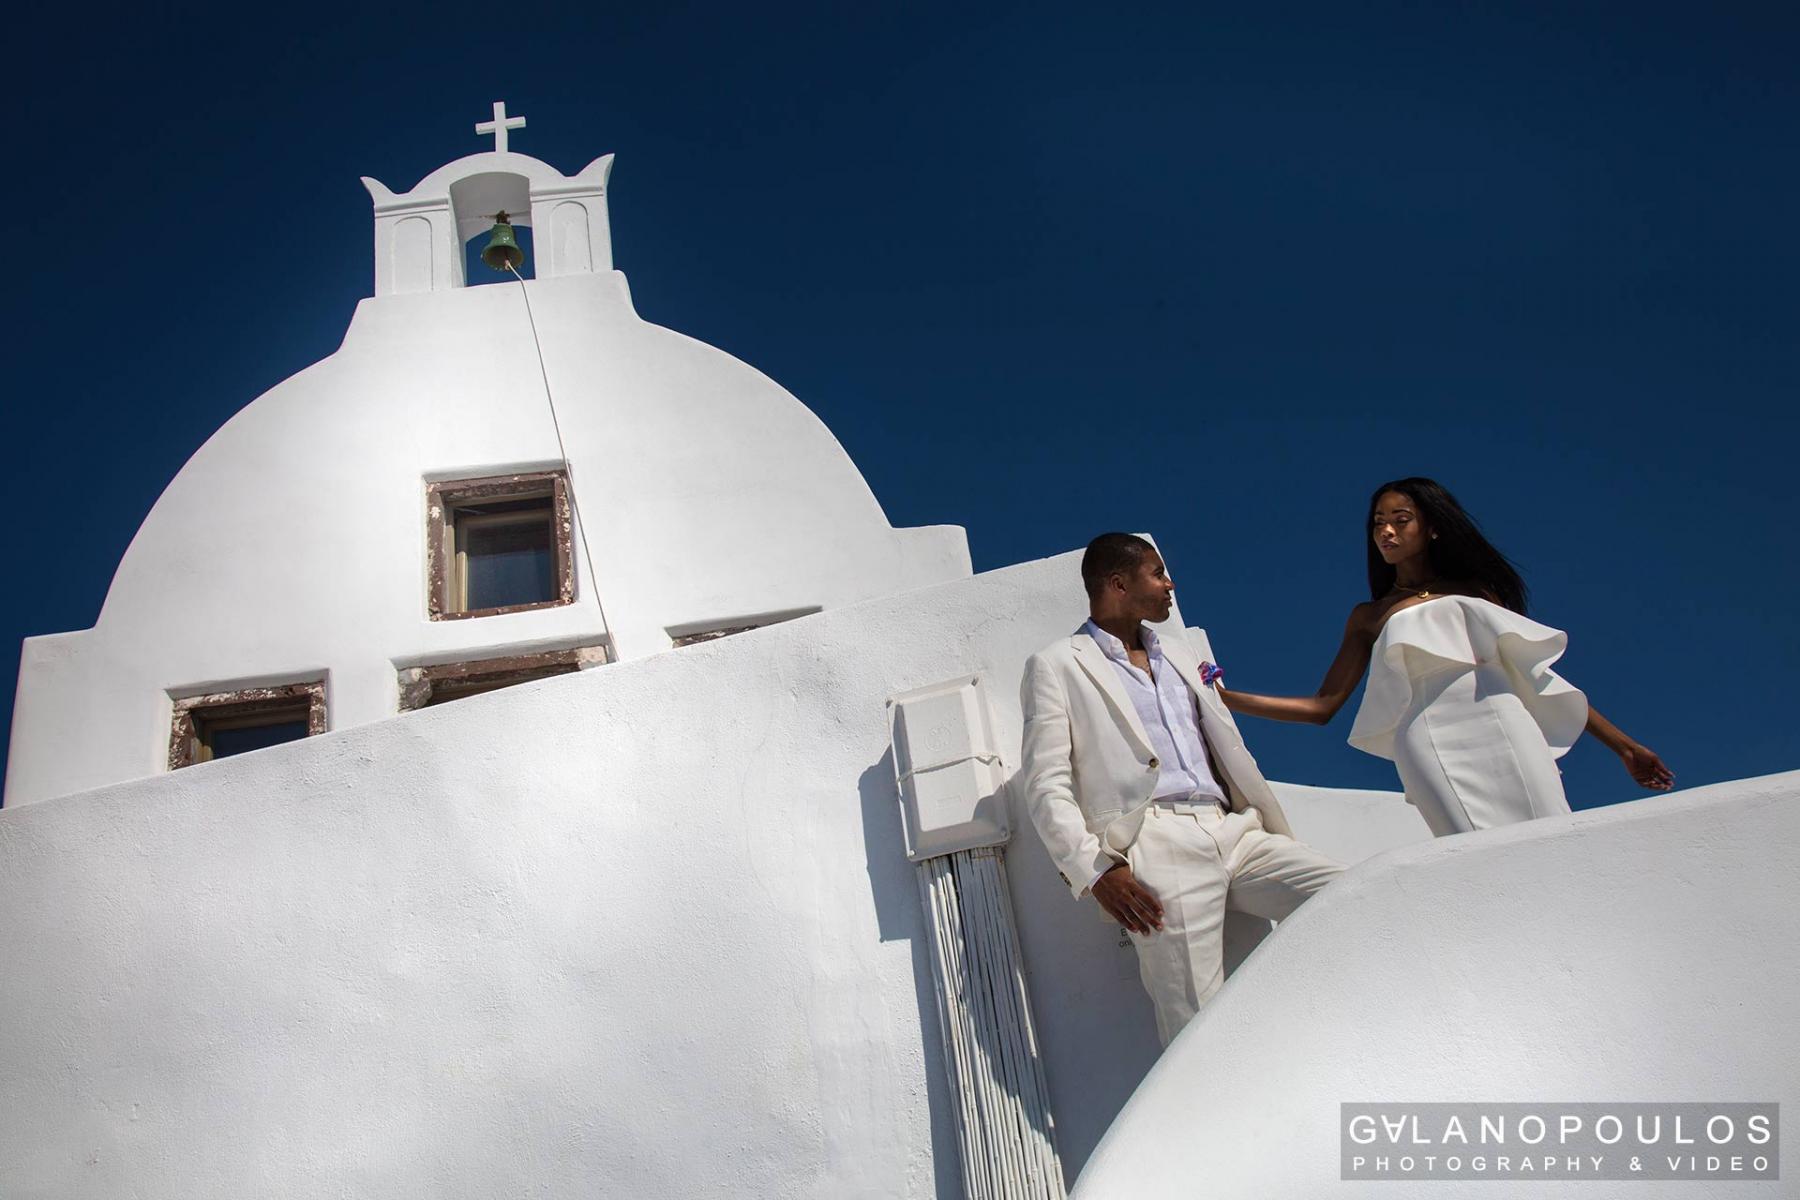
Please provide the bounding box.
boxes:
[886,674,1010,861]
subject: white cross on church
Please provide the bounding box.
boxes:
[475,101,527,153]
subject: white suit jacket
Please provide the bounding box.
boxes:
[1019,626,1294,899]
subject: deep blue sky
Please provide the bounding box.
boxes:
[4,2,1795,806]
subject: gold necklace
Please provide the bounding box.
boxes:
[1393,579,1442,599]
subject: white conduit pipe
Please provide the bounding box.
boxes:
[916,847,1067,1199]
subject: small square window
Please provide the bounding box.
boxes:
[456,498,554,611]
[427,472,574,620]
[200,710,311,758]
[169,682,327,770]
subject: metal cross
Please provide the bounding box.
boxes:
[475,101,527,153]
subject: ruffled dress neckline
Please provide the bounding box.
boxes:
[1349,595,1589,762]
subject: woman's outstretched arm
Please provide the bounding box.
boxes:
[1217,606,1375,726]
[1584,705,1676,790]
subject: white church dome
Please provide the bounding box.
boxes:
[4,110,968,807]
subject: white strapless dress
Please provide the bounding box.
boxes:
[1348,595,1590,835]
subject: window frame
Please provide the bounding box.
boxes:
[168,681,328,770]
[667,608,821,648]
[396,644,612,711]
[670,623,763,648]
[426,471,575,620]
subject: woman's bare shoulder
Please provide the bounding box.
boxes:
[1345,599,1384,640]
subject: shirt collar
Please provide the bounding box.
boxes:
[1082,618,1162,664]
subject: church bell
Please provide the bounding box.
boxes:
[480,212,525,272]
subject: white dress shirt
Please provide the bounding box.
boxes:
[1080,619,1227,892]
[1083,619,1227,805]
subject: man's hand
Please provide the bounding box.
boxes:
[1092,864,1164,934]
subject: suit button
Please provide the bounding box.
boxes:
[1148,757,1160,769]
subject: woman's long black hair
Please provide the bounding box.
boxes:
[1366,477,1529,614]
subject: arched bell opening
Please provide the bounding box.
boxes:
[449,170,536,286]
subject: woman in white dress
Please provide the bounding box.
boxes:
[1217,477,1673,835]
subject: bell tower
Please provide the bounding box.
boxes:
[361,101,615,296]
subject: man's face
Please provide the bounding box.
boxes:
[1118,551,1175,624]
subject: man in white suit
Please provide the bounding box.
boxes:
[1020,533,1344,1045]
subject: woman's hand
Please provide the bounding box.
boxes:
[1621,743,1675,791]
[1585,706,1674,792]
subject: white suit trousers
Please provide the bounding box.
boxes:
[1126,803,1343,1046]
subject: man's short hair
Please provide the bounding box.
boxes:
[1081,532,1155,598]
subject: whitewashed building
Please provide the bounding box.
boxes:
[2,111,1793,1199]
[3,100,968,810]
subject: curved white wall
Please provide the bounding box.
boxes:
[5,270,968,806]
[0,551,1424,1197]
[1074,771,1800,1199]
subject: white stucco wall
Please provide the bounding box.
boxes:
[5,265,968,807]
[0,550,1422,1197]
[1074,770,1800,1199]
